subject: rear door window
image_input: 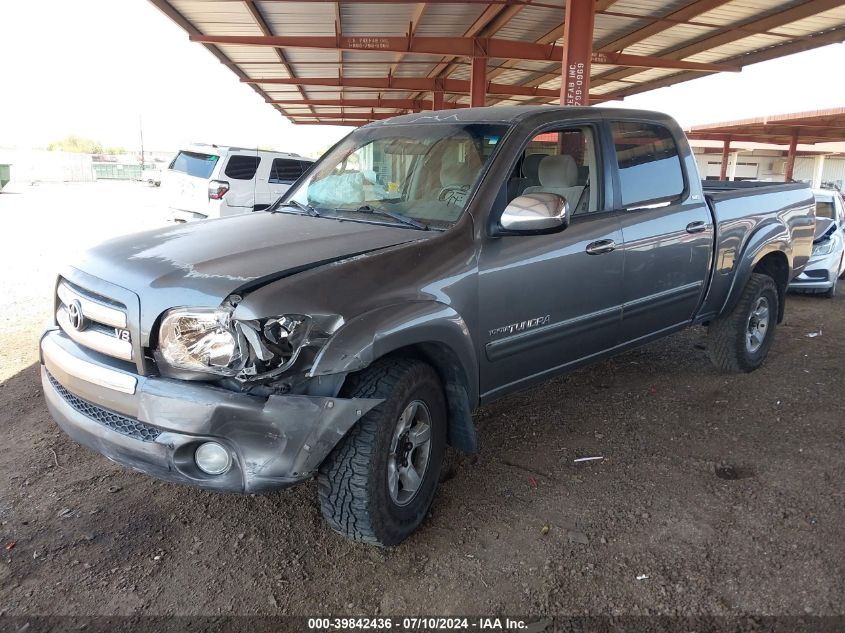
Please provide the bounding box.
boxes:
[610,121,685,208]
[224,155,261,180]
[169,151,218,178]
[269,158,308,184]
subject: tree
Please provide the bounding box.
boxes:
[47,135,104,154]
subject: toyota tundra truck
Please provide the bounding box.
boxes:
[40,107,815,546]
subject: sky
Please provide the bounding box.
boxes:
[1,0,844,158]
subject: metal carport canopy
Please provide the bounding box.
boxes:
[149,0,845,126]
[687,107,845,180]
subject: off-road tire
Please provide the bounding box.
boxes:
[707,273,779,373]
[318,357,447,546]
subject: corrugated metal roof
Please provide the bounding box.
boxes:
[150,0,845,126]
[687,107,845,145]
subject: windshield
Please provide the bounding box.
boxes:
[284,123,509,227]
[169,151,218,179]
[815,199,835,221]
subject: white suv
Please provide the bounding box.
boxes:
[162,145,315,222]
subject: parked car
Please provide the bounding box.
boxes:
[40,107,814,546]
[141,166,162,187]
[789,189,845,297]
[161,145,315,222]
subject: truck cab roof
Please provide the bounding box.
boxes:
[361,105,677,127]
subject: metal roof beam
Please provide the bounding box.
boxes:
[148,0,284,114]
[190,34,740,72]
[268,98,466,109]
[688,128,845,141]
[242,0,314,117]
[687,133,832,145]
[484,0,623,87]
[287,112,398,120]
[510,0,843,102]
[600,24,845,100]
[428,3,526,86]
[419,2,526,106]
[292,120,369,127]
[257,0,557,5]
[599,8,795,41]
[247,75,565,97]
[659,0,845,61]
[386,2,428,91]
[489,0,734,102]
[593,0,844,89]
[597,0,734,53]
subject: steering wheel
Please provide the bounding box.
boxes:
[437,184,468,204]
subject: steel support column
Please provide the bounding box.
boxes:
[432,90,444,110]
[811,154,826,189]
[559,0,596,106]
[471,57,487,107]
[726,151,741,181]
[784,131,799,181]
[719,138,731,181]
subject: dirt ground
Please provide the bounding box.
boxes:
[1,183,844,617]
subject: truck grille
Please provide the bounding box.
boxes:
[47,372,161,442]
[55,279,133,362]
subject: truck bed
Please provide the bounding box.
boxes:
[695,180,815,322]
[701,179,809,198]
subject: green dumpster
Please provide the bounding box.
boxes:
[0,164,10,192]
[93,163,144,181]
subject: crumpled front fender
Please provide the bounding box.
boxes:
[309,301,479,406]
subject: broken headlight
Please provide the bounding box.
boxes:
[812,239,835,257]
[157,306,340,381]
[158,308,243,376]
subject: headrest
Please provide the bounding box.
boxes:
[522,153,546,181]
[538,154,578,188]
[440,151,478,188]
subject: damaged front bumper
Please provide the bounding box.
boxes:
[789,248,843,292]
[40,329,380,493]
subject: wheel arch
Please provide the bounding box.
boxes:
[752,251,790,322]
[310,302,479,453]
[721,224,792,324]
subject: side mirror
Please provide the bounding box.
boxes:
[499,193,569,233]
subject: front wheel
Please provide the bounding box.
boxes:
[707,273,779,373]
[318,358,446,546]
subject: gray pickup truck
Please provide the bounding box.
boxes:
[41,107,814,545]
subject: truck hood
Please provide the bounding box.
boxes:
[71,212,430,341]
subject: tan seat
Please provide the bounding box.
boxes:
[523,155,584,209]
[439,152,476,189]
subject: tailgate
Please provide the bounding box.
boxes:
[162,151,219,214]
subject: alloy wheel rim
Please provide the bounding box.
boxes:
[746,296,770,354]
[387,400,432,507]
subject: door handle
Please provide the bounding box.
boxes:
[585,239,616,255]
[686,220,708,234]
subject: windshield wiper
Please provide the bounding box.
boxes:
[350,205,428,230]
[272,199,321,217]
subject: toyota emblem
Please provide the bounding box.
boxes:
[67,300,87,331]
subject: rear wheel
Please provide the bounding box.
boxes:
[318,357,446,546]
[708,273,779,373]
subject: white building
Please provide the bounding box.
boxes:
[690,140,845,190]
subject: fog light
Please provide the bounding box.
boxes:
[195,442,231,475]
